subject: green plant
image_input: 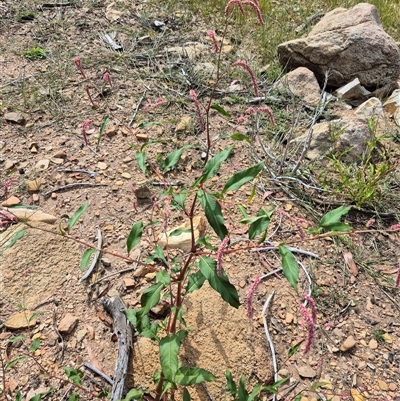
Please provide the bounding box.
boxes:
[373,329,386,344]
[23,46,49,60]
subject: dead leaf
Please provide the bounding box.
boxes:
[350,388,364,401]
[87,344,104,372]
[343,252,358,276]
[86,324,95,340]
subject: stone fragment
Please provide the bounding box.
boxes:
[285,312,294,324]
[193,62,216,78]
[158,216,207,252]
[165,43,208,61]
[383,89,400,114]
[105,124,118,138]
[378,380,388,391]
[51,158,64,165]
[121,172,131,179]
[277,3,400,89]
[35,159,50,171]
[53,150,67,159]
[133,264,154,277]
[97,162,108,170]
[4,112,26,125]
[369,339,378,349]
[389,383,397,391]
[296,365,317,378]
[135,133,148,141]
[175,115,192,132]
[32,194,40,202]
[76,329,87,342]
[26,179,43,193]
[123,277,136,289]
[354,97,383,118]
[1,196,20,207]
[151,301,170,316]
[4,310,37,330]
[58,313,78,334]
[340,335,356,351]
[334,78,371,100]
[3,207,56,224]
[275,67,321,105]
[4,159,16,170]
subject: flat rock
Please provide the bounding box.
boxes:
[4,159,16,170]
[277,3,400,89]
[175,115,192,132]
[292,117,372,163]
[4,112,26,125]
[1,196,20,207]
[369,338,378,349]
[354,97,383,118]
[129,282,273,400]
[58,313,78,334]
[35,159,50,171]
[340,335,356,351]
[296,365,317,378]
[3,207,57,224]
[158,216,206,252]
[4,310,37,330]
[275,67,321,105]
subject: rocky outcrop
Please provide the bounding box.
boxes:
[278,3,400,89]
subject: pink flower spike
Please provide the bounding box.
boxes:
[225,0,246,15]
[73,56,86,79]
[189,90,205,132]
[216,236,229,276]
[232,61,259,97]
[242,0,264,25]
[102,71,113,88]
[237,115,246,124]
[390,223,400,231]
[207,30,220,53]
[366,218,375,228]
[257,106,276,126]
[246,275,261,318]
[245,107,256,115]
[299,303,315,354]
[3,178,18,198]
[81,119,93,146]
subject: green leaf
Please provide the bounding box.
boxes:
[67,203,88,232]
[185,270,206,294]
[80,248,96,272]
[67,393,79,401]
[310,381,330,391]
[156,270,170,286]
[248,383,262,401]
[140,282,164,314]
[197,146,233,184]
[240,209,273,240]
[288,340,304,356]
[123,388,144,401]
[210,103,231,117]
[5,228,26,249]
[222,162,264,193]
[148,245,168,266]
[293,395,302,401]
[159,331,187,381]
[137,121,162,129]
[231,133,251,143]
[175,367,216,386]
[237,204,248,218]
[7,335,25,343]
[30,389,54,401]
[5,356,26,370]
[172,189,187,210]
[169,228,191,236]
[183,388,191,401]
[238,376,249,400]
[127,221,143,254]
[322,222,352,232]
[30,338,41,352]
[319,206,351,228]
[97,115,109,149]
[226,370,237,396]
[135,151,147,174]
[15,390,23,401]
[198,190,227,240]
[279,245,299,290]
[199,257,239,308]
[65,367,84,385]
[160,145,189,172]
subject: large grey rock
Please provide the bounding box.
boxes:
[293,118,373,163]
[278,3,400,89]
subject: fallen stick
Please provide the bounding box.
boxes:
[43,182,107,197]
[101,295,133,401]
